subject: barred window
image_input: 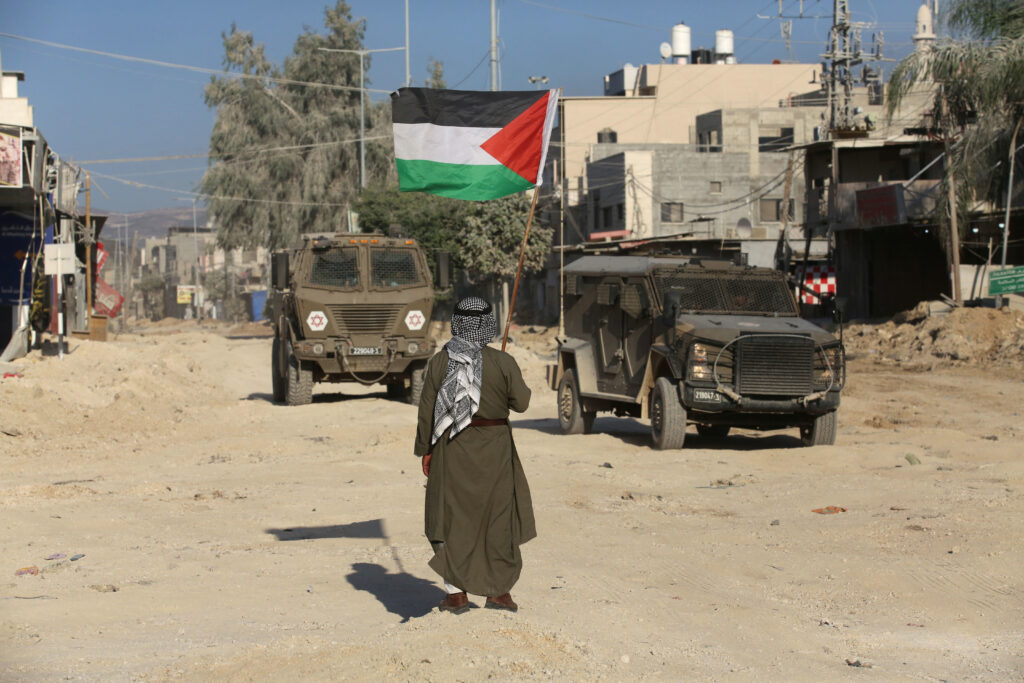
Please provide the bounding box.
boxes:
[371,248,422,288]
[661,202,684,223]
[310,247,360,288]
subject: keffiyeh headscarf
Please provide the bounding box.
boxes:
[431,297,498,446]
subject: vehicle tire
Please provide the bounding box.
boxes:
[407,365,426,406]
[557,369,595,435]
[271,336,286,403]
[650,377,687,450]
[800,411,837,446]
[284,340,313,406]
[697,424,730,439]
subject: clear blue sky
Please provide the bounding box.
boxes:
[1,0,930,214]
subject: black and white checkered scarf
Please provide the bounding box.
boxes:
[431,297,498,446]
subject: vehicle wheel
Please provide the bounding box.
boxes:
[650,377,686,450]
[284,340,313,406]
[407,365,425,406]
[801,411,837,446]
[557,369,595,435]
[386,380,407,400]
[697,424,730,439]
[271,336,286,403]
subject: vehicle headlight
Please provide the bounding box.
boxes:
[689,342,714,380]
[814,346,844,386]
[407,341,419,354]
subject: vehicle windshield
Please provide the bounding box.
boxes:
[656,271,797,315]
[370,248,423,288]
[309,247,360,289]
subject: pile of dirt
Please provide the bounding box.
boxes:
[845,306,1024,370]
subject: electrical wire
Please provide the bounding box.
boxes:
[0,31,392,94]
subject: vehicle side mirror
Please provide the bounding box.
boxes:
[661,291,681,324]
[435,251,450,291]
[272,252,289,290]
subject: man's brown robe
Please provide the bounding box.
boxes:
[413,345,536,597]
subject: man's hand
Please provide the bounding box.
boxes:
[422,453,432,477]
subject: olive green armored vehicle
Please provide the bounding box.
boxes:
[552,255,845,448]
[268,233,446,406]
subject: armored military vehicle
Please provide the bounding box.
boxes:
[268,233,446,406]
[552,255,845,448]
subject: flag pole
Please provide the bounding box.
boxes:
[501,188,540,351]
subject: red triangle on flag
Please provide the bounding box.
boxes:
[480,92,550,184]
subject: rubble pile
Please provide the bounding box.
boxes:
[844,305,1024,370]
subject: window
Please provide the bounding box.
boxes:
[661,202,684,223]
[710,181,722,194]
[616,203,625,222]
[370,248,422,288]
[310,247,359,288]
[758,127,794,153]
[759,198,795,222]
[601,205,615,229]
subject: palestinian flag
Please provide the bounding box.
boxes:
[391,88,559,201]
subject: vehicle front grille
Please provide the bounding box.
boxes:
[735,335,814,396]
[326,304,403,334]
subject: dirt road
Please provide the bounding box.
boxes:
[2,322,1022,680]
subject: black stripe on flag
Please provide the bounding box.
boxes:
[391,87,547,128]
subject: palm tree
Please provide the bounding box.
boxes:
[887,0,1024,304]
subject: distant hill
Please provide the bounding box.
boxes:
[87,206,210,242]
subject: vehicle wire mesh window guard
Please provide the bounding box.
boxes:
[722,277,798,314]
[371,248,421,288]
[310,248,359,288]
[657,274,728,311]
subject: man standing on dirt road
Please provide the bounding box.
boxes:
[413,296,536,614]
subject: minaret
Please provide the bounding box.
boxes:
[912,2,936,51]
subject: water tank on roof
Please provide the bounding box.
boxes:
[671,22,691,64]
[597,128,618,143]
[715,30,735,64]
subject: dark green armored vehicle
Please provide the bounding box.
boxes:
[552,255,845,448]
[268,233,445,406]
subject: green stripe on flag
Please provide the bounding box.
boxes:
[395,159,533,201]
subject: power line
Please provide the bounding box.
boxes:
[0,31,392,95]
[76,135,388,165]
[517,0,664,31]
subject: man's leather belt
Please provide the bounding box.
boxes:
[469,417,508,427]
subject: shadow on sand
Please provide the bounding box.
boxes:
[346,562,446,623]
[265,519,443,622]
[512,416,805,450]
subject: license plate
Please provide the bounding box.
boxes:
[350,346,382,356]
[694,389,721,402]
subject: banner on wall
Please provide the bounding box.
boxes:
[0,127,23,188]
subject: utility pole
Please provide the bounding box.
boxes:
[318,46,404,189]
[941,88,963,305]
[490,0,499,91]
[405,0,411,87]
[822,0,863,134]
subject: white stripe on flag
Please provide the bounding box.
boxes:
[535,90,560,186]
[393,122,502,166]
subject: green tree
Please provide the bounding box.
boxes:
[354,188,552,284]
[460,193,553,283]
[426,58,446,89]
[138,271,166,320]
[887,0,1024,300]
[202,2,391,251]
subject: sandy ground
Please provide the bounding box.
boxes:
[1,317,1022,681]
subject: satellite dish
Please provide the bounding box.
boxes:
[659,42,673,60]
[736,218,752,239]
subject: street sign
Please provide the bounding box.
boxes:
[989,265,1024,295]
[43,243,76,272]
[176,285,195,304]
